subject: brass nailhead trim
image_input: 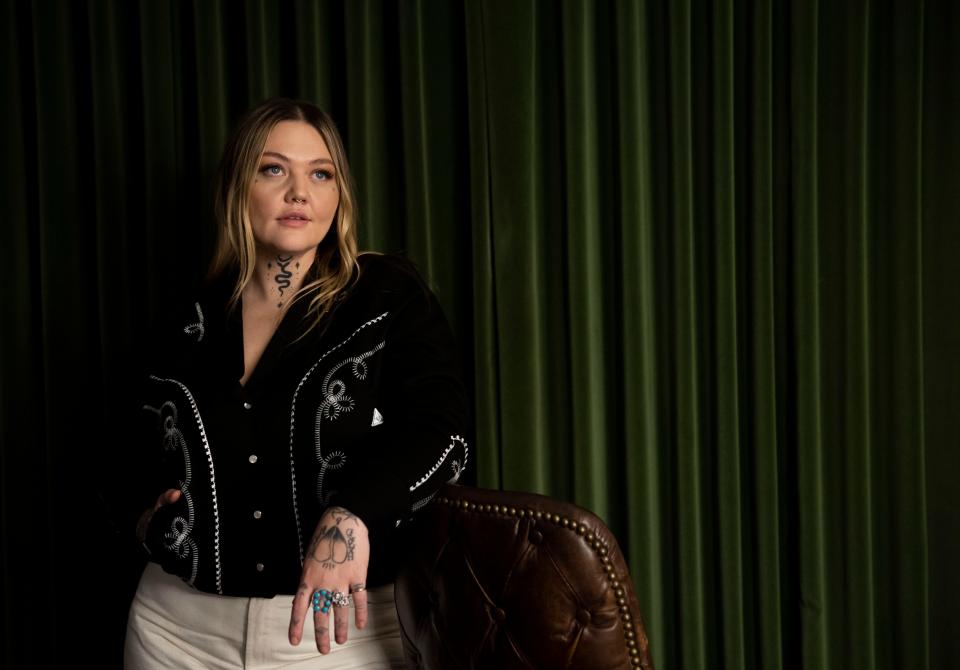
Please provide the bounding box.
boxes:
[437,494,643,666]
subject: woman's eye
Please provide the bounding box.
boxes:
[313,169,333,181]
[260,164,283,176]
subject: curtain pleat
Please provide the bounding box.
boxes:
[871,1,929,664]
[398,0,434,276]
[138,0,180,310]
[785,0,829,666]
[708,1,747,667]
[245,0,281,102]
[1,0,46,662]
[612,0,667,663]
[344,0,401,253]
[662,0,713,664]
[473,0,557,494]
[561,0,612,521]
[292,0,336,109]
[464,0,501,490]
[744,3,786,669]
[921,2,960,665]
[1,1,957,668]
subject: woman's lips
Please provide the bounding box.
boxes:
[277,216,310,228]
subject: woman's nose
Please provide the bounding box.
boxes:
[287,173,309,203]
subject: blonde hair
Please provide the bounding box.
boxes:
[209,98,360,333]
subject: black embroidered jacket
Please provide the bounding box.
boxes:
[120,254,468,597]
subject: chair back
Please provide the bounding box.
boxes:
[395,484,654,669]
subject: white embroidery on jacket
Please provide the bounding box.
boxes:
[371,408,384,427]
[150,376,223,594]
[287,312,389,563]
[317,450,347,505]
[449,459,464,483]
[143,400,200,585]
[411,491,437,512]
[184,302,205,341]
[316,342,385,421]
[409,435,468,492]
[310,342,386,510]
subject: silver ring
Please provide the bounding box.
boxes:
[331,590,350,607]
[349,583,366,593]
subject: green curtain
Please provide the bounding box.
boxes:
[1,1,957,668]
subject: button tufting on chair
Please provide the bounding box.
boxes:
[395,484,654,669]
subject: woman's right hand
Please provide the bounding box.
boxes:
[135,488,182,543]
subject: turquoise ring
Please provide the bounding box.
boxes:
[312,589,332,614]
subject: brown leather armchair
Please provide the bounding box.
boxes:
[395,484,654,669]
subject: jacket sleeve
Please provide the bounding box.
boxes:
[97,311,191,551]
[98,353,170,549]
[322,273,469,533]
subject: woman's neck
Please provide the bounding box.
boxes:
[245,248,317,310]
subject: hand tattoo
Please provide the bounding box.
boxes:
[308,517,356,569]
[325,506,357,523]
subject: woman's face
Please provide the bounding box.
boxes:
[248,120,340,259]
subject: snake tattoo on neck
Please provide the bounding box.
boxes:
[270,255,300,308]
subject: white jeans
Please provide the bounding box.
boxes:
[124,562,406,669]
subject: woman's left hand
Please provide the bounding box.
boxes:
[288,506,370,654]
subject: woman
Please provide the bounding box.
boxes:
[121,98,468,668]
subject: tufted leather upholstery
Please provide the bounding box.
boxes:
[395,484,654,669]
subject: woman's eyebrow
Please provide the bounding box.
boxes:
[262,150,334,166]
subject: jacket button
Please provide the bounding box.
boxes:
[256,562,265,572]
[248,454,258,464]
[253,510,262,519]
[243,402,252,410]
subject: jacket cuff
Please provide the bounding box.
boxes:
[323,470,410,532]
